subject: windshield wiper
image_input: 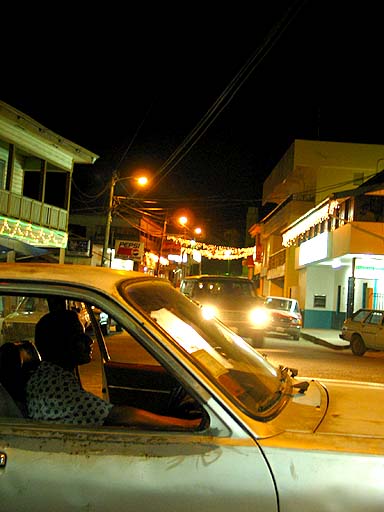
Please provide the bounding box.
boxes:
[280,365,310,394]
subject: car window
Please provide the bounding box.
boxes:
[351,309,372,322]
[366,312,384,325]
[265,297,291,311]
[0,291,207,432]
[192,280,256,299]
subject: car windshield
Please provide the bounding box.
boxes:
[122,279,291,421]
[265,298,292,311]
[192,280,257,299]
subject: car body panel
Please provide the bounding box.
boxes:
[0,264,383,511]
[0,418,278,512]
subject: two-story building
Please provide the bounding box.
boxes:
[0,101,98,263]
[281,174,384,328]
[249,139,384,328]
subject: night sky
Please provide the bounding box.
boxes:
[2,1,384,243]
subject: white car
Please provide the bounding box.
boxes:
[264,296,303,340]
[0,263,384,512]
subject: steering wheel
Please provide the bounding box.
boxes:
[167,385,202,419]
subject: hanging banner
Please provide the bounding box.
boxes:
[115,240,144,261]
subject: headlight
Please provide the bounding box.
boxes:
[201,305,219,320]
[289,316,302,326]
[249,307,270,328]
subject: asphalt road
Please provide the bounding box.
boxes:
[79,331,384,396]
[261,335,384,384]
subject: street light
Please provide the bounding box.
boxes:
[101,171,149,267]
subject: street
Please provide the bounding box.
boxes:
[79,330,384,397]
[261,335,384,384]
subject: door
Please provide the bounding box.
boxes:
[0,326,278,511]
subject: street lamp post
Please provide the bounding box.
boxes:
[101,171,149,267]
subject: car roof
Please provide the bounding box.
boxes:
[182,275,253,282]
[0,263,157,297]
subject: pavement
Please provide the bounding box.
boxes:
[300,328,350,350]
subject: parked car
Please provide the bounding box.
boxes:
[339,308,384,355]
[1,263,384,511]
[1,296,91,344]
[264,296,303,340]
[180,275,269,346]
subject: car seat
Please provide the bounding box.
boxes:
[0,341,41,416]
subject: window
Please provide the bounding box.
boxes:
[313,295,326,308]
[367,312,384,325]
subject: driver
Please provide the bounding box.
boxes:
[26,310,201,430]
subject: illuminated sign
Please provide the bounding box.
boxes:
[115,240,144,261]
[354,258,384,279]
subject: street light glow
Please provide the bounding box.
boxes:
[179,216,188,226]
[136,176,149,187]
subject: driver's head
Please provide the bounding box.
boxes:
[35,310,93,368]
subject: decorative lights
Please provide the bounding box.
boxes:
[282,199,340,247]
[0,215,67,248]
[165,235,255,260]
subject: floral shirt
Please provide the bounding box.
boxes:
[26,361,112,425]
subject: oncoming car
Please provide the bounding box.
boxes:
[180,275,269,346]
[0,263,384,512]
[339,308,384,356]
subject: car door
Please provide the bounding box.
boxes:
[0,326,278,512]
[0,411,277,512]
[372,311,384,349]
[362,311,384,348]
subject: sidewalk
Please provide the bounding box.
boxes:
[300,328,350,350]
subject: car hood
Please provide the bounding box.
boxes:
[315,379,384,438]
[268,309,299,319]
[257,378,384,456]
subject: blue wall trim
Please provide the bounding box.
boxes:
[303,309,333,328]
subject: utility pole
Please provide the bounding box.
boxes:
[101,171,118,267]
[156,212,168,276]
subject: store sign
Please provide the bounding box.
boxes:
[115,240,144,261]
[355,258,384,279]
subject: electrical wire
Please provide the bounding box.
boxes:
[149,0,309,189]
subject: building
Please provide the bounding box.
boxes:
[0,101,98,262]
[282,174,384,328]
[68,211,164,273]
[249,139,384,328]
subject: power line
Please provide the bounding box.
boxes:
[150,0,309,189]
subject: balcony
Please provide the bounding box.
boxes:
[0,189,67,232]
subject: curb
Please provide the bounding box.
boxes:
[300,332,351,351]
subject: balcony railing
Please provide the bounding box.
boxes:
[0,189,67,231]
